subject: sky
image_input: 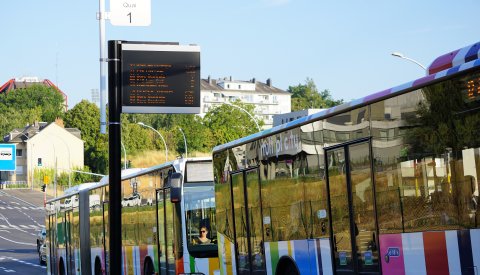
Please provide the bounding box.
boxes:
[2,1,479,109]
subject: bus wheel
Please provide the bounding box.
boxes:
[276,257,299,275]
[95,257,102,275]
[59,258,66,275]
[143,257,154,275]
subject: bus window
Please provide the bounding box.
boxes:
[184,183,217,256]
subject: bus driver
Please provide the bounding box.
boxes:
[194,226,211,245]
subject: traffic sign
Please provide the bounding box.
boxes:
[110,0,151,26]
[0,144,16,171]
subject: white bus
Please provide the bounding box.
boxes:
[45,157,219,275]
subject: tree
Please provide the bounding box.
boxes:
[174,114,213,153]
[0,85,64,136]
[64,100,109,174]
[288,78,343,111]
[204,101,263,146]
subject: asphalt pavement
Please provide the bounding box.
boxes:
[0,189,48,274]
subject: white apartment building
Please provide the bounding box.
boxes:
[200,77,291,129]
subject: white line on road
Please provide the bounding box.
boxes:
[0,235,35,246]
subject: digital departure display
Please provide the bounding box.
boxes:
[467,76,480,100]
[121,43,200,114]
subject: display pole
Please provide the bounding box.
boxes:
[108,40,122,275]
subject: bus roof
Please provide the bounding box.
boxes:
[213,41,480,153]
[46,157,212,203]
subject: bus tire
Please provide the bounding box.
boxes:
[275,256,299,275]
[59,258,66,275]
[143,257,155,275]
[95,257,103,275]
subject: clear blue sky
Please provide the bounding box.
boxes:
[2,1,478,108]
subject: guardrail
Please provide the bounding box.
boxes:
[0,181,29,189]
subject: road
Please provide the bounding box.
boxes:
[0,189,47,274]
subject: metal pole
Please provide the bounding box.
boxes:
[108,40,122,275]
[99,0,107,134]
[178,127,187,158]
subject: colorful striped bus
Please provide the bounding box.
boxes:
[212,42,480,275]
[45,157,219,275]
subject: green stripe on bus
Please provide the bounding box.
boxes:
[270,242,279,275]
[154,245,159,271]
[190,255,195,272]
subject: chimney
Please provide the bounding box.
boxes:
[251,78,256,83]
[55,117,65,128]
[208,75,212,84]
[266,78,272,87]
[229,76,232,81]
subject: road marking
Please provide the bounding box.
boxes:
[0,256,46,270]
[0,235,35,246]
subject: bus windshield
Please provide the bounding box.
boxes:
[184,182,217,256]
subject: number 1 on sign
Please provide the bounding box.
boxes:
[127,12,132,23]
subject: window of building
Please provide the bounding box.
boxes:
[16,166,24,175]
[16,149,23,157]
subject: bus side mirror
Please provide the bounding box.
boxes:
[169,172,182,203]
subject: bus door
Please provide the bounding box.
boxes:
[102,199,109,274]
[65,210,74,274]
[231,168,266,275]
[48,213,57,275]
[325,139,380,275]
[156,188,168,275]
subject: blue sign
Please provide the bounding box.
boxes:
[0,144,16,171]
[384,247,400,263]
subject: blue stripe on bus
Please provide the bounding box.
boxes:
[457,230,474,275]
[307,240,318,275]
[293,240,310,275]
[315,239,323,275]
[447,66,461,75]
[465,43,480,62]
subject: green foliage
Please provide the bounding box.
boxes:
[288,78,343,111]
[0,85,64,136]
[64,100,109,174]
[405,80,480,157]
[204,101,263,145]
[174,114,213,153]
[121,120,155,154]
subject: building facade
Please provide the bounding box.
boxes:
[1,121,83,187]
[272,108,325,127]
[200,77,291,129]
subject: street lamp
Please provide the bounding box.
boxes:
[178,127,187,158]
[137,122,168,162]
[121,141,127,170]
[224,101,262,132]
[391,52,427,71]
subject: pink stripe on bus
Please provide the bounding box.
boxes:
[423,232,449,275]
[380,234,405,275]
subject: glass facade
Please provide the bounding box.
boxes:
[214,68,480,273]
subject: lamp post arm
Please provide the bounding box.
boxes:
[402,56,427,70]
[224,102,261,132]
[391,52,427,71]
[139,123,168,162]
[121,141,127,170]
[178,127,187,158]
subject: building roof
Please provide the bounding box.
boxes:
[4,121,81,143]
[201,77,289,95]
[0,77,68,109]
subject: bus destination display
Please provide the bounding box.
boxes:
[121,43,200,114]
